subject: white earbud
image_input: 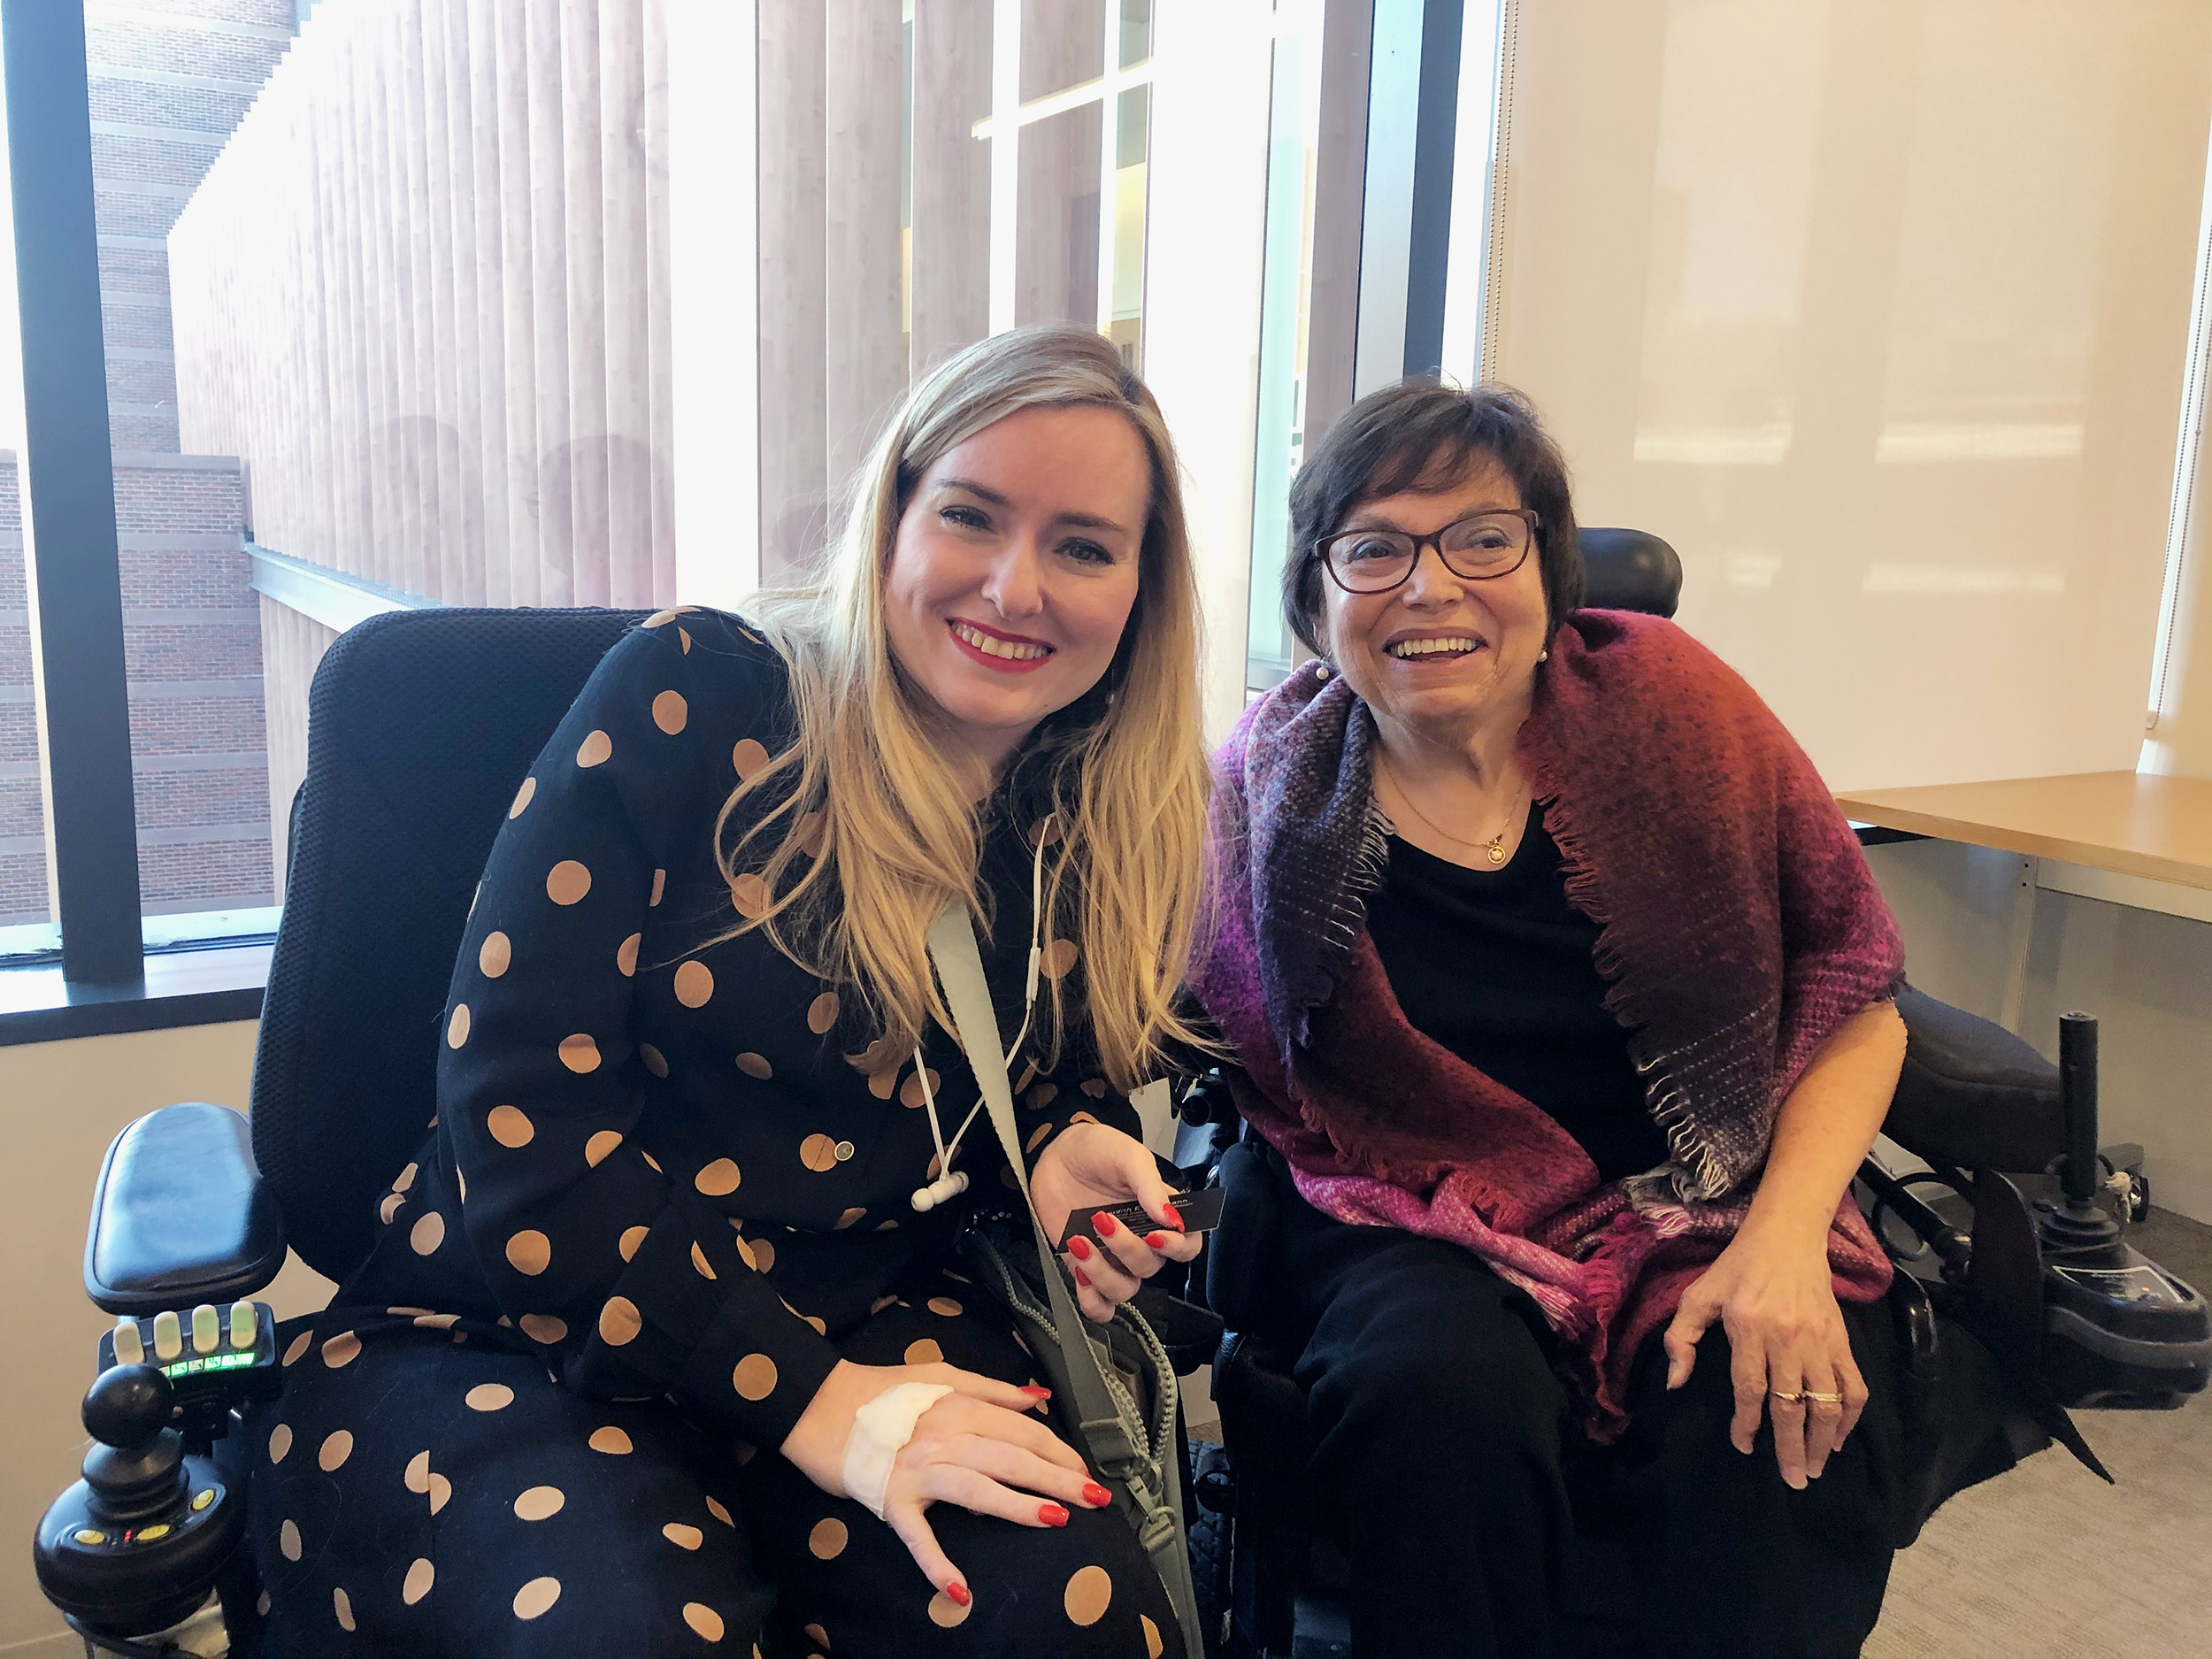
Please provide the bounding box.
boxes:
[909,1170,971,1213]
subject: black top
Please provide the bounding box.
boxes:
[341,608,1143,1451]
[1363,809,1669,1184]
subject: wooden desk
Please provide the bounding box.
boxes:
[1836,771,2212,1027]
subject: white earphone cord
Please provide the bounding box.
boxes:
[910,814,1049,1212]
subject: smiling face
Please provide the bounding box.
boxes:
[883,403,1150,777]
[1320,452,1551,750]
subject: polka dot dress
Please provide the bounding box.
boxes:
[240,609,1181,1657]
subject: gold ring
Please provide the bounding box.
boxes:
[1802,1390,1845,1405]
[1769,1389,1803,1403]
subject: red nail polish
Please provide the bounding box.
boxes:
[1074,1268,1091,1287]
[1081,1481,1111,1509]
[1039,1502,1069,1526]
[1068,1235,1094,1261]
[1020,1385,1052,1398]
[1146,1233,1170,1249]
[946,1582,972,1608]
[1162,1203,1183,1229]
[1093,1210,1118,1237]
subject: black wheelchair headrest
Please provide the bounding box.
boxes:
[1578,527,1682,618]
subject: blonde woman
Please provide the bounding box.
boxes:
[242,326,1209,1659]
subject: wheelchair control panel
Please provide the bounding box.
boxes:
[33,1303,280,1655]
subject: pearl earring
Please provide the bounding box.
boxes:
[1314,663,1332,681]
[1537,649,1549,663]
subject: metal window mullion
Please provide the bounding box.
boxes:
[1,0,145,984]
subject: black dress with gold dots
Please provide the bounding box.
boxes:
[238,608,1183,1659]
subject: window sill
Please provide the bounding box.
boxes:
[0,942,270,1047]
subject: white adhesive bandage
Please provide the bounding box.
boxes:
[841,1381,954,1519]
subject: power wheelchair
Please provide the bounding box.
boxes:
[31,543,2211,1657]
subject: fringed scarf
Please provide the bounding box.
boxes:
[1193,610,1903,1439]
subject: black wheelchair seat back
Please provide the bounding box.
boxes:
[251,605,645,1286]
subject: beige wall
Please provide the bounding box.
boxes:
[1867,841,2212,1225]
[0,1022,334,1655]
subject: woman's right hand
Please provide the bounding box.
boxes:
[779,1359,1111,1603]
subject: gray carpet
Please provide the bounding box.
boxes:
[1867,1205,2212,1657]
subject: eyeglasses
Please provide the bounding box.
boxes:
[1317,509,1541,595]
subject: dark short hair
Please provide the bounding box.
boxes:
[1284,380,1583,658]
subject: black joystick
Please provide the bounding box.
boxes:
[35,1362,248,1644]
[2041,1013,2123,1256]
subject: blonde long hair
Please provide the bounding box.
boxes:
[715,326,1213,1091]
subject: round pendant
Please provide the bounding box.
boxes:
[1486,841,1507,864]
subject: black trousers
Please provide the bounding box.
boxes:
[1270,1159,1902,1659]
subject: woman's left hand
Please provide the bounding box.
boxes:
[1660,1223,1869,1491]
[1027,1122,1204,1324]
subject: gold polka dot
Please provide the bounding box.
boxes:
[413,1312,459,1330]
[513,1485,565,1521]
[559,1033,602,1073]
[928,1587,971,1628]
[488,1103,534,1147]
[334,1586,355,1631]
[733,1354,778,1399]
[512,1577,561,1620]
[1025,1122,1053,1153]
[673,960,715,1008]
[1069,1110,1101,1126]
[479,931,512,978]
[506,1231,552,1275]
[687,1156,740,1198]
[618,1225,649,1261]
[1041,939,1079,981]
[899,1069,941,1110]
[576,729,613,767]
[804,1623,830,1649]
[691,1240,717,1279]
[546,860,592,905]
[797,810,826,856]
[322,1330,362,1367]
[734,1440,758,1464]
[403,1557,434,1605]
[800,1133,839,1172]
[1142,1614,1164,1657]
[806,990,840,1033]
[652,689,687,733]
[804,1314,828,1333]
[395,1161,419,1193]
[588,1425,633,1454]
[1026,1081,1058,1110]
[509,776,537,817]
[729,872,770,918]
[867,1066,898,1100]
[466,1382,515,1412]
[403,1450,430,1493]
[645,607,680,627]
[317,1430,353,1471]
[871,1294,899,1315]
[1015,1059,1038,1092]
[1030,814,1062,847]
[519,1313,568,1344]
[732,737,770,779]
[903,1339,943,1366]
[704,1495,733,1526]
[679,627,691,652]
[684,1603,726,1641]
[379,1192,404,1224]
[664,1522,703,1550]
[748,1236,776,1273]
[267,1423,293,1463]
[808,1517,848,1560]
[638,1042,668,1078]
[1079,1078,1109,1098]
[447,1003,471,1048]
[428,1471,452,1514]
[650,868,666,906]
[736,1051,772,1079]
[600,1297,643,1346]
[279,1517,302,1561]
[1064,1564,1112,1625]
[585,1128,623,1166]
[927,1296,963,1317]
[410,1212,445,1256]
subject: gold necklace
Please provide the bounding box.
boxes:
[1378,756,1527,865]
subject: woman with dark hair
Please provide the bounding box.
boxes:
[1194,380,1911,1656]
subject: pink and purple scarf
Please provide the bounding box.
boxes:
[1193,610,1902,1439]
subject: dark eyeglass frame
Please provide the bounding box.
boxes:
[1317,508,1543,595]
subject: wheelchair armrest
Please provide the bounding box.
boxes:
[1883,986,2065,1174]
[84,1102,287,1316]
[1205,1138,1284,1334]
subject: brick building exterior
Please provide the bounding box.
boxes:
[0,0,295,926]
